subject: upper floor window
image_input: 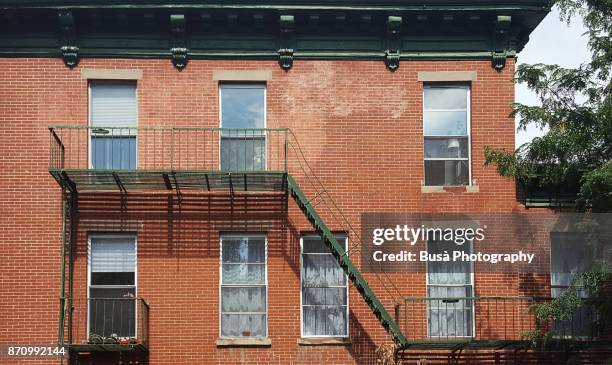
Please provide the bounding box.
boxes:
[423,85,470,186]
[219,84,266,171]
[301,234,349,338]
[89,81,137,170]
[220,234,267,338]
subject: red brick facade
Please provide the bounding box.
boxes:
[0,57,553,365]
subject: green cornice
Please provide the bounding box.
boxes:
[0,3,548,70]
[0,0,552,10]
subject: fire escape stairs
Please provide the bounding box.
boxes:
[286,174,409,348]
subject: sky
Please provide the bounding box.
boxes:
[514,6,590,148]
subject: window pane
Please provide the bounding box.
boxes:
[424,87,467,110]
[91,136,137,170]
[303,255,346,287]
[90,237,136,274]
[550,233,593,287]
[424,111,467,136]
[303,305,348,337]
[303,237,328,253]
[425,137,468,159]
[220,137,266,171]
[90,81,137,127]
[221,314,266,337]
[88,288,136,339]
[220,85,265,130]
[222,263,265,285]
[221,287,266,312]
[222,237,265,263]
[428,305,472,337]
[427,241,471,285]
[303,287,347,306]
[424,160,469,186]
[303,235,345,253]
[91,272,135,286]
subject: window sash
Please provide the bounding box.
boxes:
[300,234,349,338]
[220,235,268,339]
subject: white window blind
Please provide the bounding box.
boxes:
[90,81,137,127]
[90,237,136,273]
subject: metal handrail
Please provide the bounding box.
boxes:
[49,125,289,173]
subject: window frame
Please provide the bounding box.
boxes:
[88,80,139,170]
[422,84,472,187]
[218,83,267,171]
[425,239,475,338]
[299,233,350,339]
[87,233,138,341]
[218,233,268,339]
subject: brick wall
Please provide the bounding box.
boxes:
[0,57,551,365]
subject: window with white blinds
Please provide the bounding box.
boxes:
[88,235,137,339]
[90,81,137,127]
[89,236,136,286]
[89,81,138,169]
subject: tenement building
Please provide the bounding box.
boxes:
[1,1,608,364]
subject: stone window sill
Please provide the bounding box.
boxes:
[297,337,351,346]
[421,185,479,193]
[216,337,272,347]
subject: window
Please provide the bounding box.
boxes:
[423,85,470,186]
[220,234,267,338]
[89,81,137,170]
[550,233,597,337]
[301,234,348,337]
[88,235,136,339]
[427,240,473,337]
[219,84,266,171]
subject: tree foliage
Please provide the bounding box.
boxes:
[484,0,612,212]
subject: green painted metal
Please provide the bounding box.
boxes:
[57,194,67,346]
[0,2,549,70]
[0,1,550,11]
[286,174,409,347]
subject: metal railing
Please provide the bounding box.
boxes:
[399,296,599,342]
[49,126,289,172]
[62,297,149,348]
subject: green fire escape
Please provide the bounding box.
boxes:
[49,125,409,354]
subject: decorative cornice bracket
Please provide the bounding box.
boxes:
[58,10,79,68]
[170,14,189,70]
[385,15,402,71]
[492,15,511,70]
[278,14,294,70]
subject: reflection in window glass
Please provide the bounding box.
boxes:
[220,84,266,171]
[550,233,597,337]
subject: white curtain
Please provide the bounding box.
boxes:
[221,236,267,338]
[427,240,473,337]
[301,235,348,337]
